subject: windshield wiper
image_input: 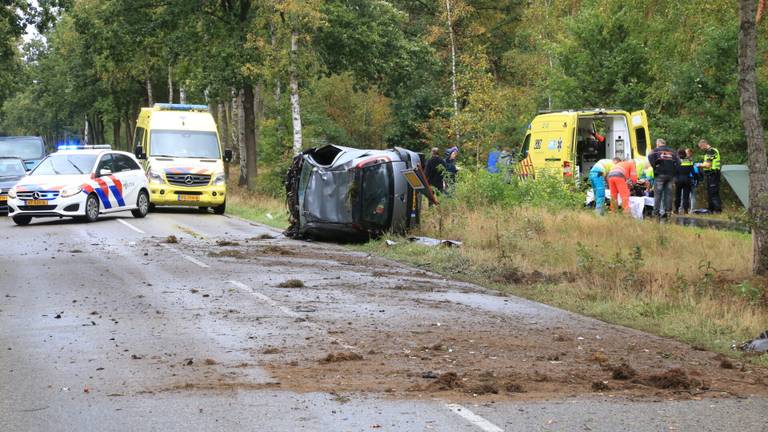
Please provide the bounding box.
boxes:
[66,160,83,174]
[151,154,177,158]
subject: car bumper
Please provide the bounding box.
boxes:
[7,194,86,218]
[149,184,226,207]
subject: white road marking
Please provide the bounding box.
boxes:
[227,280,355,350]
[117,218,145,234]
[445,404,504,432]
[159,243,210,268]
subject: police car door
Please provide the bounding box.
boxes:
[93,153,125,212]
[114,153,143,209]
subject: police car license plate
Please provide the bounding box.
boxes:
[0,196,6,202]
[178,195,200,202]
[26,199,48,206]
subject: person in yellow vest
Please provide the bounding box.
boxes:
[696,139,722,214]
[589,157,620,215]
[674,148,694,214]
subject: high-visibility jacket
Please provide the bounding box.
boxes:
[590,159,615,175]
[608,160,638,184]
[704,147,721,171]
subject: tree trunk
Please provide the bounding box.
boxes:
[242,84,258,190]
[289,30,303,155]
[168,64,173,104]
[112,120,121,150]
[124,116,133,151]
[270,21,284,152]
[180,85,187,105]
[445,0,461,147]
[146,78,154,106]
[235,89,248,187]
[738,0,768,275]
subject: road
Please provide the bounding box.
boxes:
[1,210,766,432]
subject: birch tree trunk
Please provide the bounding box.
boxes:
[290,30,303,155]
[242,83,258,190]
[236,89,248,187]
[168,64,173,104]
[738,0,768,275]
[445,0,460,147]
[146,78,154,106]
[180,85,187,105]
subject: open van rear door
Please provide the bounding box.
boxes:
[630,110,651,157]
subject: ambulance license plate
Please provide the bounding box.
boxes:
[178,195,200,202]
[26,199,48,206]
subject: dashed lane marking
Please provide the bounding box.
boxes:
[227,280,355,350]
[117,218,145,234]
[445,404,504,432]
[159,243,210,269]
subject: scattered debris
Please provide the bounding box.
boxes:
[184,359,194,366]
[592,381,611,391]
[433,372,463,390]
[278,279,305,288]
[163,235,179,244]
[738,330,768,353]
[204,358,218,366]
[294,305,317,313]
[611,363,637,380]
[216,240,240,247]
[249,234,275,241]
[69,249,83,254]
[408,236,462,248]
[208,249,244,258]
[130,354,143,360]
[588,351,609,364]
[504,382,526,393]
[54,313,62,319]
[421,371,438,379]
[467,383,498,395]
[320,352,363,363]
[262,347,281,354]
[329,392,351,404]
[262,245,295,256]
[385,240,398,246]
[641,368,692,390]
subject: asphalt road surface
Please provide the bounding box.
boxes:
[1,210,766,432]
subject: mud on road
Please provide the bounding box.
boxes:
[162,236,768,402]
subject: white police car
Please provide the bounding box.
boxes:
[7,145,150,226]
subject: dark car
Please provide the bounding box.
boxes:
[0,136,47,171]
[0,157,26,214]
[285,145,435,242]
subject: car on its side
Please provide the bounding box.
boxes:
[6,146,149,226]
[0,136,47,171]
[0,157,26,214]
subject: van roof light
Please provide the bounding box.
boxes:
[154,103,209,112]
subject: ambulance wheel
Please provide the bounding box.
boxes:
[12,215,31,226]
[84,193,100,223]
[213,200,226,215]
[132,190,149,218]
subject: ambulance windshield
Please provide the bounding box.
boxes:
[150,130,220,159]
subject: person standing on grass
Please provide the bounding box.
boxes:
[690,148,702,210]
[589,157,620,215]
[444,146,459,186]
[696,139,722,214]
[487,146,501,174]
[607,158,638,214]
[648,138,680,220]
[674,148,694,214]
[425,147,446,193]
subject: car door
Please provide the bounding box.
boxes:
[112,153,140,208]
[93,153,119,212]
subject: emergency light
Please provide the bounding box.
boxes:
[154,103,209,112]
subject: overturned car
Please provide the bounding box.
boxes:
[285,145,435,241]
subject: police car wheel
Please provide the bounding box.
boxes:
[148,203,156,212]
[84,193,100,223]
[213,200,226,215]
[12,215,32,226]
[132,190,149,218]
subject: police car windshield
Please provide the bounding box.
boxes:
[150,130,220,159]
[0,159,25,177]
[32,154,97,176]
[0,138,45,160]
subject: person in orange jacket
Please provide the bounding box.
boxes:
[607,159,638,214]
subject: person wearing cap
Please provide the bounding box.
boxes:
[696,139,722,214]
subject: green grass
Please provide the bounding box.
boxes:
[227,201,288,229]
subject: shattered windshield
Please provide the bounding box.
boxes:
[359,163,391,226]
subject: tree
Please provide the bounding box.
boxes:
[737,0,768,275]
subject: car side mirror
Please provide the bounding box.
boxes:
[99,168,112,177]
[224,149,233,163]
[135,145,146,160]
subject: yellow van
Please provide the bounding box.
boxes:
[520,109,651,179]
[133,104,232,213]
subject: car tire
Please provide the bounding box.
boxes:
[148,203,156,212]
[213,200,226,215]
[12,215,32,226]
[84,193,100,223]
[132,190,149,218]
[197,206,209,213]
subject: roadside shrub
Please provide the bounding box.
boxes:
[256,164,289,198]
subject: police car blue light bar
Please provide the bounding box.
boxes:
[154,103,209,111]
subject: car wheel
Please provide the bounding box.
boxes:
[132,190,149,218]
[84,193,100,222]
[213,200,226,215]
[148,203,156,212]
[12,215,32,226]
[197,206,209,213]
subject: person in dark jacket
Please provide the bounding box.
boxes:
[674,148,694,214]
[443,146,459,185]
[647,138,680,219]
[425,147,446,193]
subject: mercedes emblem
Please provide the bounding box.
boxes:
[184,175,194,185]
[32,191,40,200]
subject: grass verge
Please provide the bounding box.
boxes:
[226,183,288,230]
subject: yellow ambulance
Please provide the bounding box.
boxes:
[520,109,651,179]
[133,104,232,213]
